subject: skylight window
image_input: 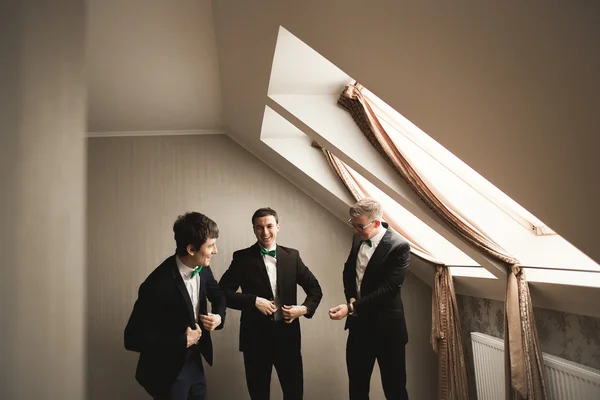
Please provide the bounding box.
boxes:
[264,25,600,287]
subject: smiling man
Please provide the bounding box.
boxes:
[329,198,411,400]
[219,207,322,400]
[124,212,226,400]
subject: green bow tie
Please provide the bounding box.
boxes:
[361,239,372,247]
[260,248,276,258]
[191,265,203,278]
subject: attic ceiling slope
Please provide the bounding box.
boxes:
[212,0,600,264]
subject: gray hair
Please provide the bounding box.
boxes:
[349,198,383,220]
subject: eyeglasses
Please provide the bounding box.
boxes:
[348,219,376,232]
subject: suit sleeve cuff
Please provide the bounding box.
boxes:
[352,298,364,315]
[301,303,314,318]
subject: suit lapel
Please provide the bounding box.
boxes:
[346,237,361,295]
[274,245,288,300]
[170,257,196,327]
[349,237,361,266]
[198,268,206,314]
[362,228,392,286]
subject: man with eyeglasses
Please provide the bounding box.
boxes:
[329,198,411,400]
[219,207,323,400]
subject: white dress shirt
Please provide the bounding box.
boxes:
[176,255,200,321]
[261,243,281,320]
[356,227,387,298]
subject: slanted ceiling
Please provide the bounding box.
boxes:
[212,0,600,270]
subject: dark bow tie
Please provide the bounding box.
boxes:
[361,239,372,247]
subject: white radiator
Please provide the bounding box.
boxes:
[471,332,600,400]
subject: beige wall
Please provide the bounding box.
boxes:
[0,1,86,398]
[87,134,437,399]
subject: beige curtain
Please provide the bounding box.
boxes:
[433,266,470,400]
[505,267,547,400]
[316,142,469,400]
[338,83,547,400]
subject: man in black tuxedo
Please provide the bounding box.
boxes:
[329,198,411,400]
[219,207,323,400]
[124,212,226,400]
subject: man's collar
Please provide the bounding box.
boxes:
[176,255,196,279]
[369,226,386,247]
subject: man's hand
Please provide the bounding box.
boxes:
[186,323,202,347]
[255,297,277,316]
[281,305,307,324]
[329,304,350,320]
[199,313,222,331]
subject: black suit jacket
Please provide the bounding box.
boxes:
[343,223,410,343]
[124,255,226,398]
[219,243,322,352]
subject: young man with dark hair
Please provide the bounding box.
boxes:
[125,212,226,400]
[219,207,323,400]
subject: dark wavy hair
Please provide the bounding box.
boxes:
[173,212,219,256]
